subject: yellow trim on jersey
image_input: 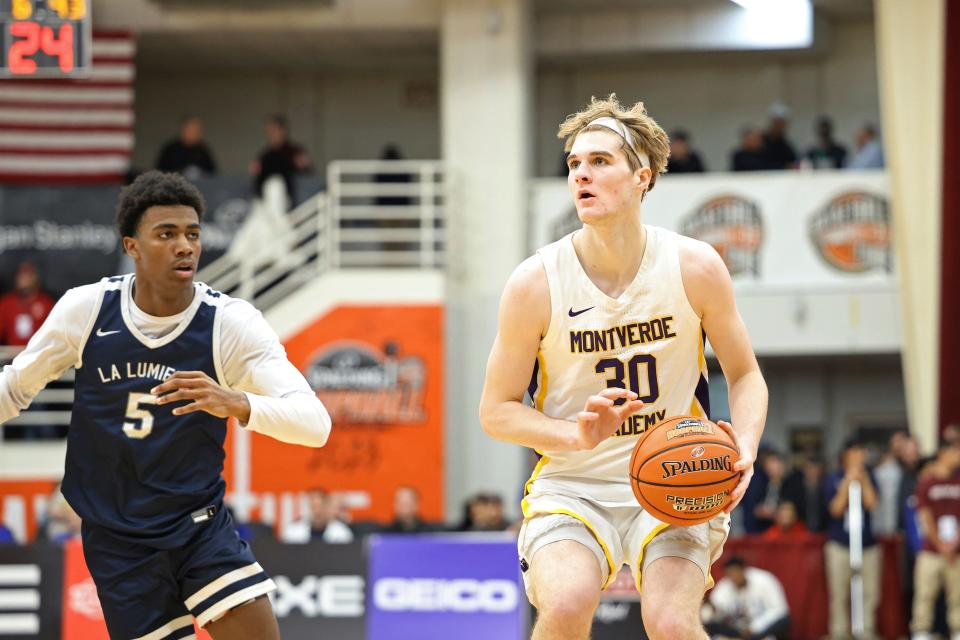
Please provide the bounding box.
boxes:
[688,323,706,417]
[522,453,550,505]
[688,397,704,418]
[534,350,549,411]
[697,325,707,372]
[633,523,670,591]
[523,506,619,590]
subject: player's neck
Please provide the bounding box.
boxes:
[131,276,195,317]
[574,218,646,297]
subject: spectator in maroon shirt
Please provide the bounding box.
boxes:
[0,261,54,347]
[911,440,960,640]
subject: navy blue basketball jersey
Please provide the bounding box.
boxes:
[61,275,229,547]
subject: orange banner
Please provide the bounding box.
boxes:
[227,304,444,524]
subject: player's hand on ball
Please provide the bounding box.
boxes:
[574,387,644,450]
[716,420,756,514]
[151,371,252,422]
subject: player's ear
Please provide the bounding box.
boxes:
[122,236,139,259]
[634,166,652,193]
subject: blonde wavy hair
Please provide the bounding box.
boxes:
[558,94,671,193]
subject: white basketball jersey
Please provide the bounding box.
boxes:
[524,225,710,507]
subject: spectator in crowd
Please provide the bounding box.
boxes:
[847,124,885,169]
[785,454,829,532]
[805,115,847,169]
[383,485,435,533]
[824,437,881,640]
[281,488,354,544]
[944,423,960,447]
[0,261,54,347]
[668,130,706,173]
[0,523,14,544]
[42,489,82,543]
[458,493,509,532]
[874,430,910,536]
[761,103,798,170]
[743,449,797,534]
[250,114,312,206]
[761,501,810,540]
[730,126,771,172]
[155,115,217,179]
[704,556,791,640]
[910,440,960,640]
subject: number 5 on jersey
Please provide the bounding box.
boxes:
[123,392,158,439]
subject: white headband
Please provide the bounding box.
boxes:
[584,116,650,169]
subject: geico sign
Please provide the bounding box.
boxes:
[373,578,518,613]
[270,575,364,618]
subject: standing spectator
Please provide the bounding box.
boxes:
[761,501,811,540]
[250,114,312,207]
[743,450,793,534]
[280,488,354,544]
[730,126,771,172]
[382,485,435,533]
[761,103,798,170]
[155,115,217,179]
[704,556,791,640]
[668,130,706,173]
[874,430,909,536]
[0,261,54,346]
[824,438,881,640]
[805,115,847,169]
[910,441,960,640]
[787,454,829,533]
[847,124,885,169]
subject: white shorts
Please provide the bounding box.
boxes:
[518,491,729,599]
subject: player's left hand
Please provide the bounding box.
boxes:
[716,419,757,515]
[151,371,251,422]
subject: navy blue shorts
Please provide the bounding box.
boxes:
[81,505,276,640]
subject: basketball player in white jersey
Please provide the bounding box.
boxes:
[479,95,768,640]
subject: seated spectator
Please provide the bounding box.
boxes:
[730,126,771,172]
[250,114,312,207]
[847,124,884,169]
[761,103,799,170]
[280,488,354,544]
[668,130,706,173]
[155,115,217,179]
[704,556,790,640]
[761,501,810,540]
[459,493,509,532]
[824,437,880,640]
[0,523,14,544]
[805,115,847,169]
[382,485,436,533]
[910,440,960,640]
[0,261,54,347]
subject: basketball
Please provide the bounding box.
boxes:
[629,416,740,526]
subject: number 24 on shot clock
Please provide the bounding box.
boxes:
[1,0,91,77]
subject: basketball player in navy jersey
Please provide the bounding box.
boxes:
[480,96,768,640]
[0,171,332,639]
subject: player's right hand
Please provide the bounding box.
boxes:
[574,387,644,450]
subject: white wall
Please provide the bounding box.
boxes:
[535,19,881,176]
[133,69,440,175]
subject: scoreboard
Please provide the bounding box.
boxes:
[0,0,91,77]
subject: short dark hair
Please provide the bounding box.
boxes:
[671,129,690,142]
[115,171,206,240]
[725,556,746,569]
[267,114,288,131]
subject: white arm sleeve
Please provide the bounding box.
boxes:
[0,285,98,425]
[220,298,331,447]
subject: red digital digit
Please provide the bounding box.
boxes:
[8,21,41,75]
[40,23,74,73]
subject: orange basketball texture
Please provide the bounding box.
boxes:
[629,416,740,526]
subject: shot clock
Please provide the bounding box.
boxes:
[1,0,91,77]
